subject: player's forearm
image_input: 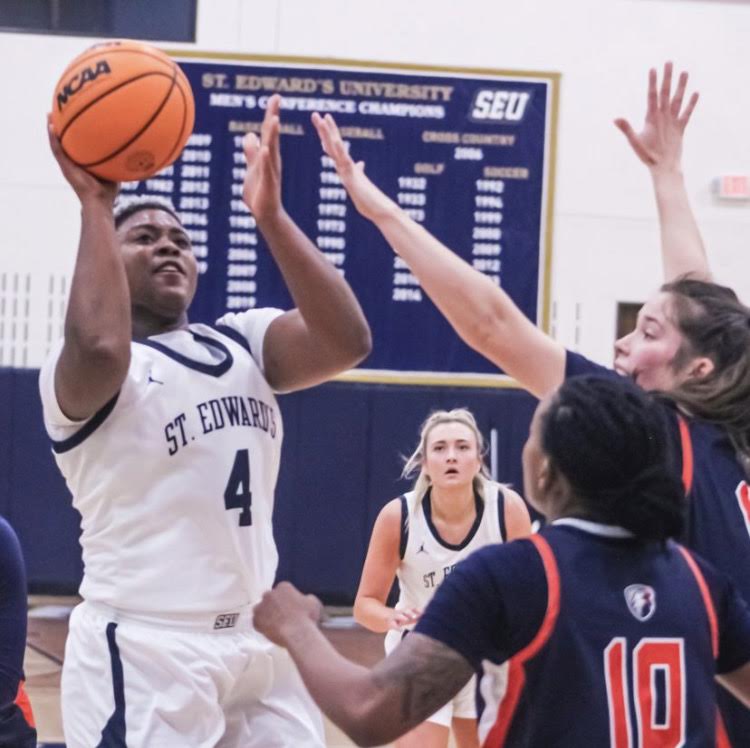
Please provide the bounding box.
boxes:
[256,210,371,366]
[373,206,519,357]
[282,620,392,746]
[651,169,711,282]
[353,596,393,633]
[65,197,132,356]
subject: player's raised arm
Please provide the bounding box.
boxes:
[614,62,710,281]
[312,112,564,399]
[253,582,472,747]
[243,95,371,393]
[47,120,130,421]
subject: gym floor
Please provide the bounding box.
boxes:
[25,597,403,748]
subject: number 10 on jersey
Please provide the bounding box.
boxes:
[224,449,253,526]
[604,637,685,748]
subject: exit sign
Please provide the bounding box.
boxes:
[714,175,750,200]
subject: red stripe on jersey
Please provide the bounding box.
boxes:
[716,711,731,748]
[604,638,632,748]
[483,535,561,748]
[677,416,694,494]
[737,481,750,530]
[14,681,35,728]
[677,545,718,658]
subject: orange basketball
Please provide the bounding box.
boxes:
[50,39,195,182]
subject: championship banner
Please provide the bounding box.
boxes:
[123,53,559,386]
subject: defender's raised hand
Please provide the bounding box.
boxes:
[242,94,283,222]
[614,62,699,172]
[312,112,396,222]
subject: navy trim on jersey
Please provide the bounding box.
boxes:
[497,487,507,542]
[0,702,36,748]
[398,495,408,560]
[212,324,252,355]
[138,331,234,377]
[423,487,484,551]
[51,393,120,454]
[96,622,126,747]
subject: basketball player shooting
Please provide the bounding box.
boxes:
[40,95,371,747]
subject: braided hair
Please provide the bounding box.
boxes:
[541,375,685,541]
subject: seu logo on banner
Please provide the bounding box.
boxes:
[469,89,531,123]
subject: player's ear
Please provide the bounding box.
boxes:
[685,355,714,382]
[540,457,569,501]
[537,456,553,493]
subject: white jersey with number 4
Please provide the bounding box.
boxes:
[39,308,285,614]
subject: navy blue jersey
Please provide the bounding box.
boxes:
[0,516,36,747]
[416,522,750,747]
[566,350,750,743]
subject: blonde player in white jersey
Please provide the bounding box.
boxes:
[40,95,371,747]
[353,409,530,748]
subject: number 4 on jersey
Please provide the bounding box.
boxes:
[224,449,252,526]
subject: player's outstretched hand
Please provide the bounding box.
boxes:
[253,581,323,647]
[243,93,283,222]
[312,112,397,223]
[614,62,699,172]
[387,607,422,631]
[48,117,118,204]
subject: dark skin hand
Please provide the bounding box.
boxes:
[254,582,473,746]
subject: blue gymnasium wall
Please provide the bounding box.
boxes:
[1,367,535,603]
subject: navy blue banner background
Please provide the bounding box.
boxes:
[123,56,558,381]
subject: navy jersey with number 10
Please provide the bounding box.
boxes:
[565,349,750,743]
[416,522,750,747]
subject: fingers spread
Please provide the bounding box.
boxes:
[659,61,673,110]
[679,91,699,128]
[647,68,658,114]
[671,70,688,117]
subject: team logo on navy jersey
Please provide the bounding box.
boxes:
[624,584,656,621]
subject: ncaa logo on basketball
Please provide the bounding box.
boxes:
[469,89,531,123]
[624,584,656,622]
[56,60,112,111]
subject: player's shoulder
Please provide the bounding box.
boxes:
[462,534,545,583]
[375,497,406,528]
[215,308,285,337]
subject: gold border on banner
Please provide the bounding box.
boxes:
[165,50,560,390]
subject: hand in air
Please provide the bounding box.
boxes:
[614,62,699,172]
[48,117,118,204]
[387,607,422,631]
[312,111,397,222]
[253,581,323,647]
[242,94,283,222]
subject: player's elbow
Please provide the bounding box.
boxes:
[342,319,373,367]
[341,706,400,747]
[324,321,372,373]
